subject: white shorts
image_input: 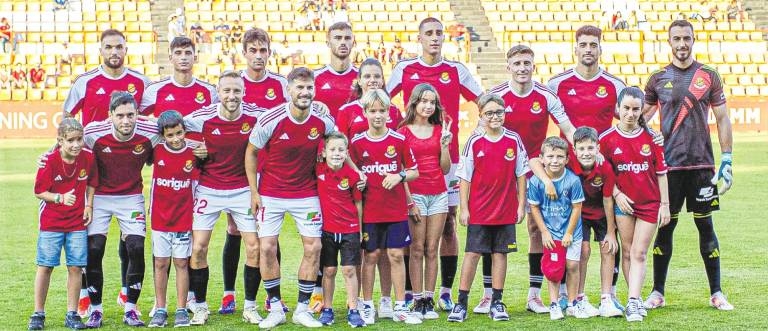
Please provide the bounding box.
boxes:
[193,186,256,232]
[411,192,449,216]
[566,240,583,261]
[152,230,192,258]
[90,194,147,237]
[445,163,459,207]
[257,196,322,238]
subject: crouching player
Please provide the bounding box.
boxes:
[528,136,585,320]
[30,118,96,330]
[147,111,200,328]
[316,132,367,327]
[447,94,529,323]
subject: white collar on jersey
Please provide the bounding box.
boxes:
[417,56,445,68]
[98,65,129,81]
[572,67,605,82]
[170,75,197,88]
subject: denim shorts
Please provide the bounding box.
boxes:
[36,230,88,267]
[411,192,449,216]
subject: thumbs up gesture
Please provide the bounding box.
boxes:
[62,189,77,206]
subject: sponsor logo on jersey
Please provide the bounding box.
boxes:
[307,211,321,222]
[265,88,276,100]
[240,122,251,134]
[699,187,714,199]
[591,175,603,187]
[133,144,145,155]
[617,161,649,174]
[385,145,397,158]
[338,177,350,190]
[165,94,175,101]
[96,87,106,95]
[127,83,137,95]
[694,77,707,89]
[78,169,88,180]
[596,85,608,98]
[321,83,332,90]
[212,128,221,135]
[195,91,206,104]
[613,147,622,155]
[361,161,398,174]
[354,116,363,123]
[439,72,451,84]
[279,133,290,140]
[504,148,515,161]
[102,146,112,153]
[664,81,673,89]
[531,101,542,114]
[184,159,194,173]
[54,175,63,181]
[410,73,420,80]
[640,144,652,156]
[130,211,146,221]
[568,88,576,96]
[156,177,191,191]
[308,127,320,140]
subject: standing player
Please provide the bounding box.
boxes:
[447,94,529,323]
[314,22,358,119]
[82,92,161,327]
[642,20,734,311]
[183,71,267,326]
[350,89,422,325]
[387,17,483,309]
[245,67,336,329]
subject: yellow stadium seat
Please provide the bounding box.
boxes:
[724,53,738,64]
[738,76,752,86]
[746,86,760,96]
[544,54,559,64]
[718,64,731,74]
[627,75,642,87]
[761,86,768,96]
[634,64,648,75]
[44,89,58,101]
[0,89,10,101]
[751,75,766,86]
[709,53,724,63]
[12,89,27,101]
[730,86,745,96]
[731,64,745,74]
[752,53,766,63]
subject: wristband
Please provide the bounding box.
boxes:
[54,193,61,204]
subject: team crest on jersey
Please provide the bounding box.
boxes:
[184,159,194,173]
[504,148,515,161]
[240,122,252,134]
[595,85,608,98]
[591,176,603,187]
[126,83,137,95]
[694,77,707,89]
[132,144,145,155]
[338,177,350,190]
[640,144,652,156]
[195,91,206,104]
[439,72,451,84]
[308,127,320,140]
[78,169,88,180]
[351,79,358,89]
[265,88,276,100]
[385,145,398,158]
[531,101,542,114]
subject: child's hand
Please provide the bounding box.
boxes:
[601,233,618,255]
[658,204,671,227]
[615,192,635,214]
[380,172,402,190]
[542,231,555,250]
[192,142,208,159]
[440,118,453,148]
[544,179,558,200]
[356,171,367,191]
[562,232,573,247]
[62,189,76,206]
[250,193,262,219]
[516,206,526,224]
[83,206,93,226]
[410,205,422,223]
[459,209,469,226]
[36,153,49,169]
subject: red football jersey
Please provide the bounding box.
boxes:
[249,103,335,199]
[84,119,160,195]
[64,66,149,125]
[150,142,199,232]
[35,149,96,232]
[488,81,570,157]
[569,158,615,220]
[397,125,447,195]
[336,100,403,140]
[387,57,483,162]
[140,77,218,117]
[600,127,668,223]
[349,129,418,223]
[184,103,265,190]
[456,129,530,225]
[242,70,289,109]
[317,162,363,234]
[548,68,626,135]
[314,65,358,119]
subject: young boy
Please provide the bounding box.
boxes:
[448,94,529,323]
[527,136,585,320]
[30,118,96,330]
[316,131,366,328]
[147,110,199,328]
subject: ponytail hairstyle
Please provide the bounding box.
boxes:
[616,86,648,130]
[353,57,384,99]
[400,83,445,128]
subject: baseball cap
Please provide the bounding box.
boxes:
[541,240,566,283]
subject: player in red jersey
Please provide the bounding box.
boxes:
[315,132,366,327]
[240,28,288,109]
[245,67,336,328]
[314,22,358,119]
[64,29,149,126]
[447,94,529,323]
[397,83,451,320]
[600,87,670,322]
[349,89,422,325]
[642,20,734,311]
[146,111,200,328]
[140,37,218,118]
[388,18,483,308]
[29,119,95,331]
[80,92,162,327]
[183,71,266,326]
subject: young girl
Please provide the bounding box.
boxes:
[599,87,670,322]
[30,118,96,330]
[397,83,451,319]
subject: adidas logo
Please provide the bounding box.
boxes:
[613,147,622,155]
[477,151,485,158]
[54,175,63,181]
[165,94,175,101]
[279,133,290,140]
[212,128,221,135]
[129,283,142,290]
[102,147,112,153]
[362,151,369,157]
[321,83,331,90]
[664,81,673,89]
[709,248,720,259]
[96,88,106,95]
[653,247,663,255]
[158,160,165,166]
[410,73,420,80]
[405,235,411,241]
[353,116,363,123]
[568,89,576,96]
[318,174,325,181]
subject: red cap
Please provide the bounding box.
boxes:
[541,240,566,283]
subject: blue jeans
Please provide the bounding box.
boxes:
[36,230,87,267]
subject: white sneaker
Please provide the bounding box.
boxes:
[190,306,209,325]
[526,296,549,314]
[259,308,286,329]
[643,290,665,309]
[710,292,734,311]
[392,309,422,324]
[549,303,564,320]
[292,308,322,328]
[578,296,600,317]
[361,303,376,325]
[625,299,643,322]
[148,304,157,318]
[473,296,491,314]
[599,298,623,317]
[567,302,591,319]
[378,298,393,319]
[242,306,263,324]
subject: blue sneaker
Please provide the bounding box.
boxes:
[447,303,467,322]
[347,309,366,328]
[85,310,103,328]
[612,296,625,312]
[405,292,414,310]
[28,312,45,330]
[64,312,86,329]
[123,310,145,327]
[218,294,236,315]
[558,295,568,311]
[318,308,335,326]
[438,292,455,311]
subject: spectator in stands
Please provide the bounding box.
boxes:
[727,0,746,22]
[29,64,46,88]
[627,11,638,30]
[11,63,27,89]
[376,42,388,64]
[0,17,10,53]
[692,1,718,23]
[599,11,612,31]
[363,42,375,58]
[0,64,10,89]
[389,39,404,64]
[613,12,629,30]
[275,40,303,65]
[175,8,186,33]
[230,20,244,52]
[167,14,184,42]
[214,18,230,48]
[189,22,208,54]
[57,42,72,76]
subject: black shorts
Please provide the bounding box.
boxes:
[362,221,411,252]
[465,224,517,254]
[668,169,720,215]
[582,217,607,242]
[320,231,361,267]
